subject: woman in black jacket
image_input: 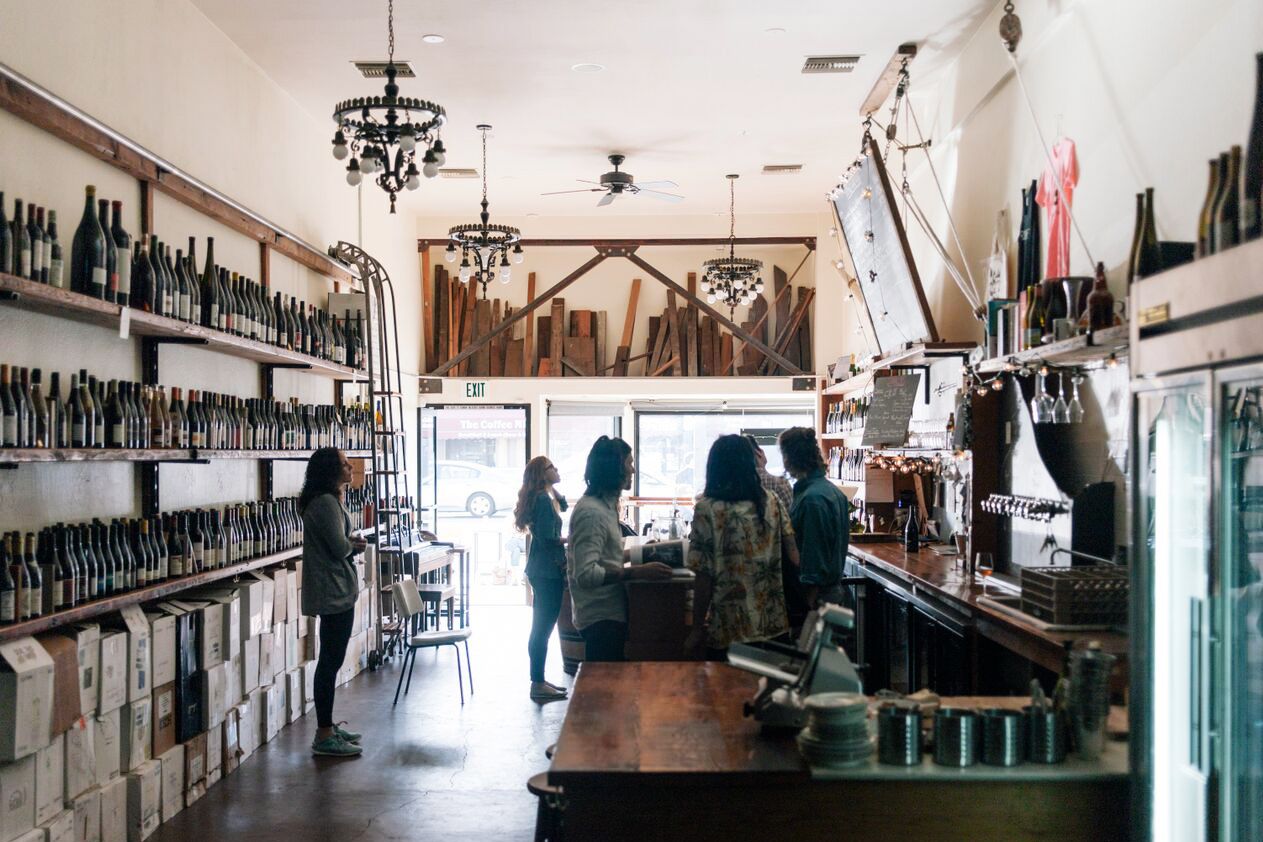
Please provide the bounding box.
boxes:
[299,447,366,757]
[514,455,569,701]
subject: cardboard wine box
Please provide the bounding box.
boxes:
[150,683,176,760]
[57,625,100,719]
[99,776,128,842]
[36,808,73,842]
[63,716,96,801]
[69,787,100,842]
[33,734,64,826]
[93,708,122,784]
[125,760,160,842]
[0,755,35,842]
[0,638,55,762]
[96,632,128,717]
[157,745,183,823]
[119,699,151,773]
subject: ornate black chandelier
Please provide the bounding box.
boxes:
[701,174,763,313]
[330,0,447,213]
[444,125,523,298]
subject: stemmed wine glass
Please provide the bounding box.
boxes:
[1053,372,1071,424]
[1032,371,1055,424]
[1069,373,1085,424]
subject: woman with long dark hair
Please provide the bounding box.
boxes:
[567,437,672,662]
[298,447,366,757]
[514,455,569,701]
[685,434,796,659]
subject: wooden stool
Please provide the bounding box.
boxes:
[526,773,565,842]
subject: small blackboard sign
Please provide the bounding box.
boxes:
[862,375,921,447]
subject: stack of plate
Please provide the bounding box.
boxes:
[796,692,872,767]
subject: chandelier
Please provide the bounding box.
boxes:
[330,0,447,213]
[444,125,523,298]
[701,174,763,312]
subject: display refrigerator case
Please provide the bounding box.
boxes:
[1131,240,1263,842]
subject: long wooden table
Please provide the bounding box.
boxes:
[549,662,1129,842]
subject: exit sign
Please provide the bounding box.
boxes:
[465,382,487,398]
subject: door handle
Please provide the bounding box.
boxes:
[1190,597,1203,770]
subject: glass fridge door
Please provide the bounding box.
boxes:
[1134,375,1212,842]
[1217,371,1263,842]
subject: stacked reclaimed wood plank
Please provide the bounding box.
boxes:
[425,263,813,377]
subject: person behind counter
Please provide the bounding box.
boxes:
[514,455,570,702]
[568,436,674,662]
[685,435,797,660]
[778,427,849,626]
[299,447,367,758]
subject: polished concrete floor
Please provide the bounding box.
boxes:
[153,605,569,841]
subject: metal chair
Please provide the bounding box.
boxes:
[392,579,474,705]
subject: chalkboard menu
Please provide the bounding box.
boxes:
[832,137,938,354]
[862,375,922,447]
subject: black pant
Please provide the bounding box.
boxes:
[527,574,565,682]
[580,620,626,662]
[315,606,355,729]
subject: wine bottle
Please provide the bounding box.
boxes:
[105,380,125,448]
[18,368,36,448]
[0,365,16,447]
[1245,52,1263,242]
[25,203,42,282]
[0,192,11,275]
[88,375,105,448]
[0,538,15,624]
[22,533,42,619]
[46,211,64,289]
[1214,145,1242,253]
[185,236,201,316]
[134,240,153,313]
[33,208,48,284]
[110,201,132,307]
[1086,262,1115,333]
[200,237,218,328]
[1023,285,1043,350]
[71,187,107,297]
[29,368,48,448]
[14,198,32,280]
[1132,188,1162,281]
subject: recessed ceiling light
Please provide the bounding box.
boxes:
[765,27,786,34]
[422,33,445,44]
[526,212,540,217]
[571,63,605,73]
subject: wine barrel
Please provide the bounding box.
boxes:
[557,584,584,675]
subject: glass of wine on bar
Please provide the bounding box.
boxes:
[975,552,994,595]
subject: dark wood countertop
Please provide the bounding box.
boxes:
[847,542,1128,674]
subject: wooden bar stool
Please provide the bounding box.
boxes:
[526,772,565,842]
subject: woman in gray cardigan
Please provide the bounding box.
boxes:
[299,447,367,757]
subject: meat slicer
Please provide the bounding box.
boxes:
[727,604,863,729]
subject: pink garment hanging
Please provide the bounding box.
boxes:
[1035,137,1079,279]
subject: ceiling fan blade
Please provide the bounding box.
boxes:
[597,192,616,207]
[577,179,603,185]
[541,188,605,196]
[634,180,678,190]
[637,189,685,203]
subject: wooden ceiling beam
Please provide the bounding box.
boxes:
[418,236,816,250]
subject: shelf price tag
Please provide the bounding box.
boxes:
[119,306,131,340]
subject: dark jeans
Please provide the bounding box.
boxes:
[314,606,355,729]
[527,574,564,682]
[580,620,627,663]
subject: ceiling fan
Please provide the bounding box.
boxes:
[541,154,683,206]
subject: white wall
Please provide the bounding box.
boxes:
[0,0,422,529]
[836,0,1263,355]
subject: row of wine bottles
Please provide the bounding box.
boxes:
[0,194,63,285]
[1195,54,1263,258]
[0,185,368,369]
[827,446,868,483]
[825,397,869,435]
[0,497,305,624]
[0,363,374,451]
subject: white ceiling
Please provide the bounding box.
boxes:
[193,0,993,217]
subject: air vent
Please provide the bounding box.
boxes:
[801,55,861,74]
[438,168,479,179]
[761,164,803,175]
[353,61,416,78]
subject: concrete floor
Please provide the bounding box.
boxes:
[153,605,569,842]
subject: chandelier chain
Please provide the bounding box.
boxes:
[481,127,489,203]
[387,0,395,64]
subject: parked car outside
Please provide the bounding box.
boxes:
[421,460,519,517]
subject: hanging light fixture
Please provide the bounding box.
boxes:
[701,174,763,314]
[330,0,447,213]
[445,125,523,298]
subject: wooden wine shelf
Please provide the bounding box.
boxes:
[0,545,301,642]
[975,325,1129,374]
[0,272,368,381]
[0,447,372,465]
[823,341,976,395]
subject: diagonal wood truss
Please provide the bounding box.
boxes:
[420,237,816,377]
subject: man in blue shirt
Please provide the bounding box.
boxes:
[778,427,849,625]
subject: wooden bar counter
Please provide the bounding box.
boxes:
[549,662,1129,842]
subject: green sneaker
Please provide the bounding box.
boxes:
[335,723,362,744]
[311,735,362,757]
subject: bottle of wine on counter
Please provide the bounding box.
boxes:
[71,186,107,298]
[1131,188,1162,281]
[1214,145,1243,253]
[111,201,132,306]
[1245,52,1263,242]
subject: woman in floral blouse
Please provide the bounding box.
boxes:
[685,434,798,659]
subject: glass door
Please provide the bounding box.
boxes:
[1133,375,1212,842]
[1216,371,1263,842]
